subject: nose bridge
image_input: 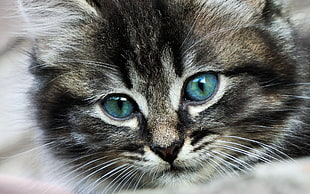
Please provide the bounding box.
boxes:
[148,111,180,148]
[143,77,181,148]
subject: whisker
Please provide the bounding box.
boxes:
[211,150,253,172]
[86,163,129,193]
[54,154,111,186]
[0,141,54,159]
[57,58,115,67]
[103,165,134,194]
[284,95,310,100]
[72,158,122,191]
[180,4,205,49]
[184,23,261,54]
[214,141,274,165]
[124,170,141,192]
[133,171,146,192]
[280,82,310,86]
[210,153,242,175]
[224,135,293,161]
[206,154,233,178]
[114,168,139,193]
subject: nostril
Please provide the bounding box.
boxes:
[151,141,183,164]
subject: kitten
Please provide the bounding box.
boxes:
[18,0,309,193]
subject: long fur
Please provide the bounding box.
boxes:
[16,0,310,193]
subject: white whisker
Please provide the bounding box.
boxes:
[86,163,129,193]
[210,153,242,175]
[114,168,139,193]
[103,165,134,194]
[73,158,121,191]
[184,24,261,54]
[207,155,233,178]
[214,141,274,165]
[133,171,146,192]
[124,170,141,192]
[224,135,293,161]
[211,150,253,171]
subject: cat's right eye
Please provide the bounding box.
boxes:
[101,95,136,119]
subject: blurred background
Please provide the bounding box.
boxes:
[0,0,309,186]
[0,0,43,180]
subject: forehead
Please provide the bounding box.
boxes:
[94,1,187,83]
[92,0,259,84]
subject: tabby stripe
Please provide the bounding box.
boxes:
[223,63,295,87]
[121,144,145,155]
[190,130,218,146]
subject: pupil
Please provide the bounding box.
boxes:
[185,73,217,102]
[102,95,135,119]
[198,80,205,91]
[117,99,124,110]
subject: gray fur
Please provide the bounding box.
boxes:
[18,0,309,193]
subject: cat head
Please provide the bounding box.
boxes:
[19,0,309,192]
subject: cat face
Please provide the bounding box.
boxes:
[20,0,309,192]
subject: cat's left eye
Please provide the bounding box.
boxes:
[184,73,218,102]
[101,95,135,119]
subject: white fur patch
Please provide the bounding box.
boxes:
[169,51,197,111]
[169,77,184,111]
[176,138,195,162]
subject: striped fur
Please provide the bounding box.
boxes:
[19,0,309,193]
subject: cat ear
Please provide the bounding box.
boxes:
[17,0,99,37]
[242,0,287,17]
[17,0,100,67]
[242,0,265,12]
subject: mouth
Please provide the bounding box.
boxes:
[164,164,198,174]
[141,165,202,189]
[169,165,184,173]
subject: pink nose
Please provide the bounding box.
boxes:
[151,141,183,164]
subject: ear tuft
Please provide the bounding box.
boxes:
[243,0,266,12]
[17,0,99,38]
[242,0,287,17]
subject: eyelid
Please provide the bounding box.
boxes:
[94,105,141,129]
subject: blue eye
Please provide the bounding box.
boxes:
[102,95,135,119]
[185,73,218,101]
